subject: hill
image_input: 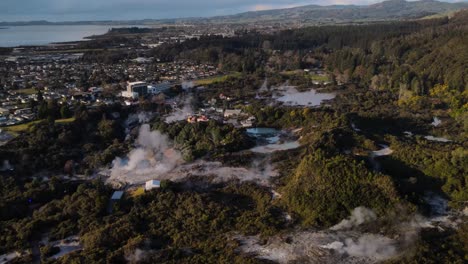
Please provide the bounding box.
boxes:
[1,0,467,26]
[200,0,468,24]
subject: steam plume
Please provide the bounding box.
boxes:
[108,124,183,184]
[165,94,194,123]
[331,207,377,230]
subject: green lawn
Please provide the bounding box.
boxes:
[56,117,76,124]
[4,117,76,133]
[281,70,331,82]
[195,72,242,86]
[280,70,303,76]
[16,88,37,95]
[130,187,145,197]
[307,74,331,82]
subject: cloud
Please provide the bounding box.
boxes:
[0,0,465,21]
[252,4,276,11]
[249,3,305,11]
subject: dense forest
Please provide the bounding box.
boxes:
[153,11,467,96]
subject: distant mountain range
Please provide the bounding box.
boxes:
[203,0,468,23]
[1,0,467,26]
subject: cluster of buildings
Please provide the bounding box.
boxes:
[180,91,257,127]
[121,81,172,99]
[1,53,220,91]
[0,44,222,128]
[155,61,219,81]
[187,115,209,123]
[0,106,34,126]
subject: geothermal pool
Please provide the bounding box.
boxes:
[246,127,300,153]
[275,86,335,107]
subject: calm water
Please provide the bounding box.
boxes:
[276,87,335,106]
[246,127,300,153]
[0,25,141,47]
[246,128,281,144]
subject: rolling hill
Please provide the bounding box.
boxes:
[199,0,468,24]
[1,0,467,26]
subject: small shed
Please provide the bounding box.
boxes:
[145,180,161,191]
[111,191,124,201]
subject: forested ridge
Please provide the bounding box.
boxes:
[154,11,467,93]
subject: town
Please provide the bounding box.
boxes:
[0,46,222,128]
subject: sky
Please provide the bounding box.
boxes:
[0,0,466,22]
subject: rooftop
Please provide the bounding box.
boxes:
[128,81,147,86]
[111,191,124,200]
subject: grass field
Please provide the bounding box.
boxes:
[55,117,76,124]
[281,70,331,83]
[4,117,76,133]
[280,70,303,76]
[307,74,331,82]
[130,187,145,197]
[195,72,241,86]
[16,88,37,95]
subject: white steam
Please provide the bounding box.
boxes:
[126,112,154,126]
[236,231,396,264]
[181,80,195,90]
[165,94,194,123]
[126,249,149,263]
[237,201,461,264]
[106,125,279,186]
[322,234,397,260]
[108,124,183,185]
[236,207,401,264]
[331,207,377,230]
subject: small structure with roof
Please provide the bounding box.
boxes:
[145,180,161,191]
[108,191,124,213]
[111,191,124,201]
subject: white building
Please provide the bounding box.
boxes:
[122,81,172,98]
[121,91,139,99]
[145,180,161,191]
[122,81,148,99]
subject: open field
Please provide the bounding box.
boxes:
[4,117,76,133]
[195,72,241,85]
[281,70,331,82]
[307,74,331,82]
[16,88,37,95]
[130,187,145,197]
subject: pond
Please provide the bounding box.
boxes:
[275,87,335,107]
[246,127,281,144]
[246,127,300,153]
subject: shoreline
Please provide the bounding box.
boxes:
[0,24,148,49]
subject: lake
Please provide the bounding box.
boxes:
[0,25,142,47]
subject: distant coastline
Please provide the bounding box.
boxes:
[0,25,150,48]
[0,25,116,48]
[0,20,174,27]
